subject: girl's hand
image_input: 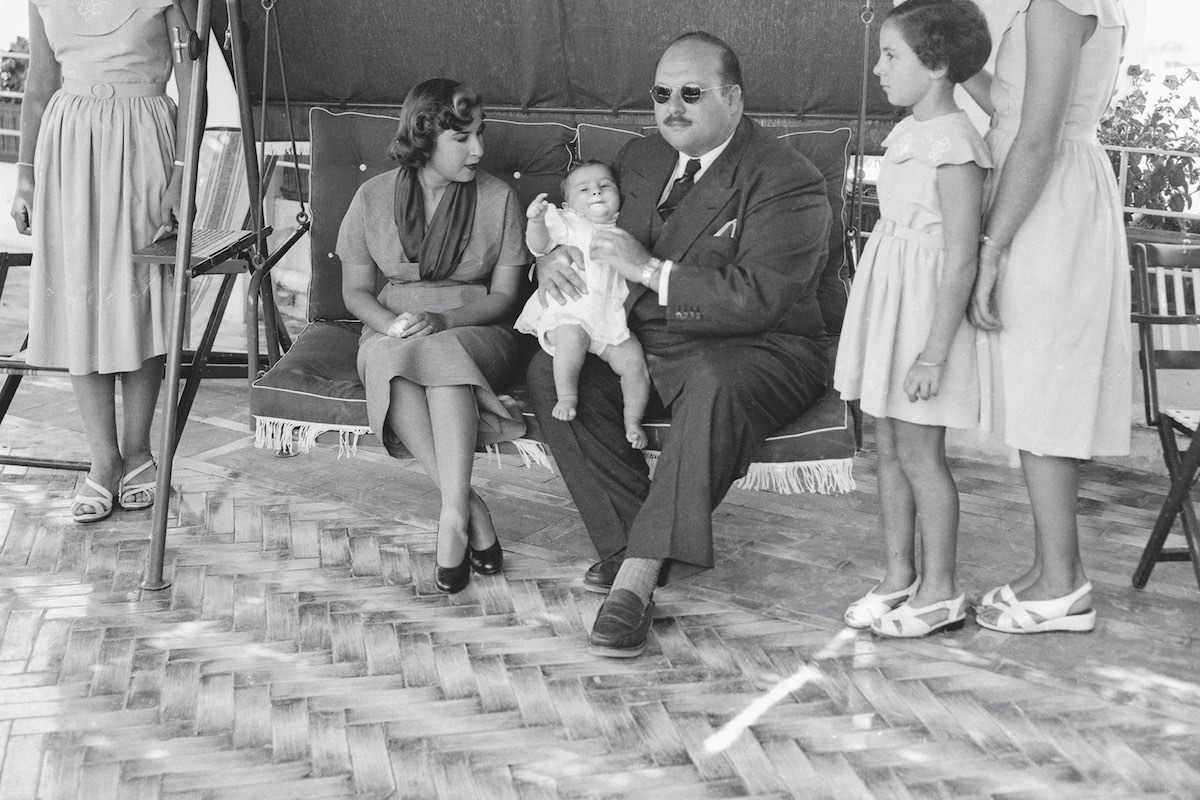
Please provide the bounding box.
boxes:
[526,193,550,221]
[969,246,1003,330]
[10,167,34,235]
[156,166,184,232]
[903,359,944,402]
[387,311,446,338]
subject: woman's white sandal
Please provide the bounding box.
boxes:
[871,593,967,638]
[975,583,1010,610]
[975,582,1096,634]
[844,577,920,629]
[118,458,156,510]
[72,477,114,523]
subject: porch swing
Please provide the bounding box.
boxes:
[136,0,897,588]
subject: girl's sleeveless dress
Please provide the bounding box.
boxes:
[28,0,177,375]
[981,0,1130,458]
[514,206,631,356]
[834,111,992,429]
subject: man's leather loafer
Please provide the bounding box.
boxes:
[587,589,655,658]
[583,554,624,593]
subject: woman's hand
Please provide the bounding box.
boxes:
[590,228,652,284]
[968,244,1004,330]
[156,166,184,231]
[10,167,34,235]
[535,245,587,306]
[903,359,944,403]
[526,192,550,221]
[387,311,446,338]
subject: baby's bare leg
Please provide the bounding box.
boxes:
[601,336,650,448]
[545,324,591,421]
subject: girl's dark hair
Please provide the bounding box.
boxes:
[388,78,484,167]
[885,0,992,85]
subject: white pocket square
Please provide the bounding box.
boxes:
[713,220,738,238]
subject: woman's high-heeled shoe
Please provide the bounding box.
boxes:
[435,537,471,593]
[469,539,503,574]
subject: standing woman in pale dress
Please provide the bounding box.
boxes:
[10,0,199,522]
[967,0,1130,633]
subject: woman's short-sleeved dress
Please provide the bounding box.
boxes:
[981,0,1131,458]
[835,111,992,429]
[514,205,631,356]
[337,169,530,452]
[27,0,177,375]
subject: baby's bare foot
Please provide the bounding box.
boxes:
[625,422,646,449]
[552,396,578,421]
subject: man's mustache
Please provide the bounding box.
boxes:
[662,114,690,125]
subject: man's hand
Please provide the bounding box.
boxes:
[10,167,34,235]
[590,228,653,284]
[387,311,446,338]
[535,245,587,306]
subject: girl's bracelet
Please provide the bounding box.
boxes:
[979,234,1003,249]
[915,357,945,368]
[16,161,33,169]
[173,160,186,168]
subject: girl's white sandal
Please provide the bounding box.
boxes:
[975,583,1010,610]
[844,577,920,629]
[975,582,1096,634]
[871,593,967,638]
[72,477,114,524]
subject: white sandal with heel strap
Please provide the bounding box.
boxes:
[118,458,157,511]
[72,477,114,523]
[871,593,967,638]
[844,577,920,629]
[975,582,1096,634]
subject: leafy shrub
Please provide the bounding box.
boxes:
[1098,65,1199,233]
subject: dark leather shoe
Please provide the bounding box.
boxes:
[435,549,471,593]
[469,540,503,575]
[588,589,654,658]
[583,554,624,593]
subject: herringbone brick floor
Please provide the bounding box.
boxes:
[1,278,1198,798]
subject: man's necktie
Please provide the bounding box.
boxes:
[658,158,702,221]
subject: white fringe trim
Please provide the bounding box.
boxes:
[646,450,853,495]
[485,438,555,472]
[734,458,856,495]
[253,415,372,458]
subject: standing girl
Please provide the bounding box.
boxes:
[834,0,992,637]
[10,0,199,522]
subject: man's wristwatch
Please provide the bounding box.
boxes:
[641,257,662,289]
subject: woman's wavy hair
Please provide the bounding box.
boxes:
[388,78,484,168]
[885,0,991,85]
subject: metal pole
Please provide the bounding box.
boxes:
[142,0,212,591]
[850,0,875,264]
[225,0,270,387]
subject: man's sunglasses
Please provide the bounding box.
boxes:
[649,83,737,105]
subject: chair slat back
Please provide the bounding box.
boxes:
[1132,241,1200,425]
[1147,264,1200,352]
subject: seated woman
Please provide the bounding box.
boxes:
[339,78,528,593]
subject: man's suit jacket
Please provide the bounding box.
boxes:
[613,116,832,340]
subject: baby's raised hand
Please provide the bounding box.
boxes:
[526,193,551,221]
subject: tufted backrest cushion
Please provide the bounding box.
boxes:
[307,108,576,322]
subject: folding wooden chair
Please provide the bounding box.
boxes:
[0,127,268,471]
[1129,240,1200,590]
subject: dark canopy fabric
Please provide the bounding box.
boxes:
[211,0,894,121]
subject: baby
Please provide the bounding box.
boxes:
[516,161,650,448]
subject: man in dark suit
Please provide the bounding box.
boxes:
[528,31,831,657]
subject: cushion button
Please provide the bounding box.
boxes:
[359,164,367,171]
[513,171,521,179]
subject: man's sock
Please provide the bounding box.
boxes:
[609,557,662,605]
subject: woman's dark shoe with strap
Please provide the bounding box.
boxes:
[587,589,655,658]
[435,545,471,594]
[469,540,503,574]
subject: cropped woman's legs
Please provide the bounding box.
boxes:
[546,324,590,421]
[873,417,918,593]
[118,355,165,504]
[70,372,122,508]
[1013,451,1089,609]
[385,378,493,567]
